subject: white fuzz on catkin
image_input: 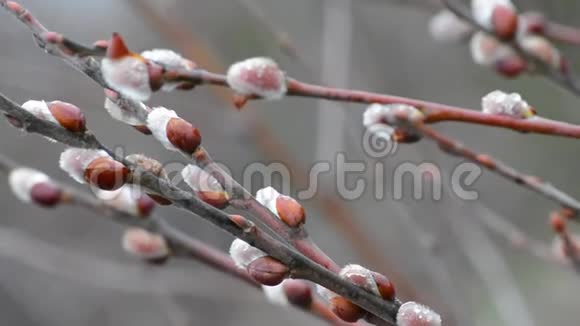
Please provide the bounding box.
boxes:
[469,31,516,66]
[146,106,179,151]
[122,228,169,260]
[229,238,267,269]
[255,186,282,217]
[21,100,59,124]
[181,165,223,192]
[339,264,380,296]
[104,98,145,126]
[471,0,515,30]
[101,56,152,101]
[363,103,422,141]
[8,168,50,203]
[96,185,143,216]
[429,10,473,43]
[261,282,289,306]
[396,301,442,326]
[59,148,110,184]
[226,57,287,99]
[481,90,534,119]
[141,49,195,91]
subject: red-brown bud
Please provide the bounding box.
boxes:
[137,194,156,217]
[491,5,518,39]
[276,196,305,227]
[84,157,130,191]
[48,101,86,133]
[106,32,131,60]
[29,182,63,207]
[197,191,229,209]
[495,56,527,78]
[247,256,289,286]
[330,297,365,323]
[133,125,152,135]
[550,212,566,234]
[282,280,313,308]
[372,273,396,301]
[166,117,202,154]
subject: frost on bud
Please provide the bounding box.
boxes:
[256,187,305,227]
[339,264,395,300]
[141,49,197,91]
[363,103,423,143]
[21,100,86,133]
[518,35,563,72]
[122,228,170,262]
[469,32,526,77]
[226,57,287,99]
[181,165,229,209]
[229,238,288,285]
[59,148,129,190]
[481,90,535,119]
[429,10,473,43]
[396,301,441,326]
[9,168,63,207]
[471,0,517,39]
[146,107,202,154]
[101,33,152,101]
[97,185,156,217]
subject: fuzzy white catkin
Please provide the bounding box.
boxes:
[97,185,142,216]
[471,0,515,30]
[226,57,287,99]
[103,98,145,126]
[21,100,59,124]
[229,238,267,269]
[255,186,282,217]
[339,264,380,296]
[481,90,533,118]
[141,49,195,91]
[59,148,110,184]
[8,168,51,203]
[429,10,473,43]
[181,165,223,192]
[396,301,442,326]
[146,106,179,151]
[122,228,169,260]
[261,282,289,306]
[101,56,152,101]
[469,32,517,66]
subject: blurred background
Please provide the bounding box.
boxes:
[1,0,580,325]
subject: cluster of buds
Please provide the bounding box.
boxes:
[226,57,287,104]
[481,90,536,119]
[261,280,313,309]
[11,100,86,134]
[363,103,424,144]
[469,32,527,78]
[59,148,130,191]
[122,228,170,264]
[181,165,229,209]
[256,187,305,227]
[317,264,395,322]
[9,168,64,207]
[396,301,442,326]
[97,185,156,218]
[146,106,202,154]
[101,33,196,101]
[472,0,518,39]
[229,238,289,286]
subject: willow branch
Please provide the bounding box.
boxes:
[0,91,399,324]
